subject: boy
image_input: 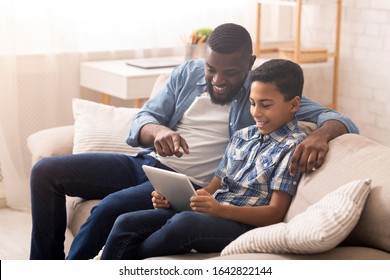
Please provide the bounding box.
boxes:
[99,59,307,259]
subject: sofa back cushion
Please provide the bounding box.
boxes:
[72,98,141,155]
[285,134,390,253]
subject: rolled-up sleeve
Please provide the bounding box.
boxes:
[297,96,359,134]
[317,110,359,134]
[126,72,178,147]
[126,60,206,148]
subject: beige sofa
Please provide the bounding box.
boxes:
[27,76,390,260]
[28,125,390,260]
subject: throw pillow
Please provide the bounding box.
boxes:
[72,98,140,155]
[221,179,371,255]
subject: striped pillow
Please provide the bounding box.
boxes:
[72,98,140,155]
[221,179,371,255]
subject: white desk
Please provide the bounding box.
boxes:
[80,56,182,107]
[80,57,332,108]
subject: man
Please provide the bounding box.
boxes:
[30,23,358,260]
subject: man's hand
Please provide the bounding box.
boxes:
[151,191,170,209]
[289,133,328,176]
[289,120,349,176]
[153,127,189,157]
[140,123,189,157]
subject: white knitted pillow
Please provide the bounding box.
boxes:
[221,179,371,255]
[72,98,140,155]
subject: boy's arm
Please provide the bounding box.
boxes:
[191,189,292,227]
[202,176,222,195]
[191,135,301,227]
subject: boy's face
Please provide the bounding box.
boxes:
[204,47,255,105]
[249,81,300,135]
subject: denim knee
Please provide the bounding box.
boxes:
[30,157,58,193]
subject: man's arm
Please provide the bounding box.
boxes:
[297,96,359,134]
[126,63,184,148]
[291,97,359,175]
[289,119,348,176]
[139,123,189,157]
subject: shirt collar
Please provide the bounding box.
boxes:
[249,117,300,143]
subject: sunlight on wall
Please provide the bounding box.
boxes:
[0,0,257,55]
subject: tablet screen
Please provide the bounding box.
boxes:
[142,165,197,212]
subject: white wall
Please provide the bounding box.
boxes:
[300,0,390,147]
[338,0,390,146]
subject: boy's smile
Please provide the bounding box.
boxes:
[249,81,300,135]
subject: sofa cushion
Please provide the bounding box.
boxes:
[285,134,390,253]
[72,98,140,155]
[27,125,74,165]
[67,198,101,236]
[221,179,371,256]
[217,247,390,260]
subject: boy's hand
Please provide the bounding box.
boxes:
[151,191,170,209]
[190,189,221,215]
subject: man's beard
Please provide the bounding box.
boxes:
[206,81,244,105]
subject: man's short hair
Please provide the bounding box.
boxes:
[208,23,252,58]
[251,59,304,101]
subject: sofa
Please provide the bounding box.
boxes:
[27,75,390,260]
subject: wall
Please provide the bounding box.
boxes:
[338,0,390,146]
[299,0,390,147]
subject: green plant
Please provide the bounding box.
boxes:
[191,27,213,44]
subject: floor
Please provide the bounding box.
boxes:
[0,207,31,260]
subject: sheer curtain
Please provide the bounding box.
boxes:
[0,0,257,211]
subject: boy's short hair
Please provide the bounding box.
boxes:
[251,59,304,101]
[208,23,252,59]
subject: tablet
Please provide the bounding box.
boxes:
[142,165,197,212]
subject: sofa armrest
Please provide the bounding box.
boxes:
[27,125,74,165]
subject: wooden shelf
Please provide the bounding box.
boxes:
[255,0,342,109]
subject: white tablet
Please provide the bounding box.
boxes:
[142,165,197,212]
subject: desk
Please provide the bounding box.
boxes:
[80,57,182,107]
[81,57,331,108]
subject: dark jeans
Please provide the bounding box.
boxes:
[29,153,175,260]
[100,209,254,260]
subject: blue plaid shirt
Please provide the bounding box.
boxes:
[214,117,306,206]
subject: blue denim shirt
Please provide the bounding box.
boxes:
[126,59,359,152]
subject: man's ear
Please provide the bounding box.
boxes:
[247,55,257,70]
[290,96,301,113]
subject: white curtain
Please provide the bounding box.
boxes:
[0,0,257,211]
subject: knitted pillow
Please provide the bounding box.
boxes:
[221,179,371,255]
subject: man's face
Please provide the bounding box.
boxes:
[204,47,254,105]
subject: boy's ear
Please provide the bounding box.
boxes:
[290,96,301,113]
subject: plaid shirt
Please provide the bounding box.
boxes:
[214,117,306,206]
